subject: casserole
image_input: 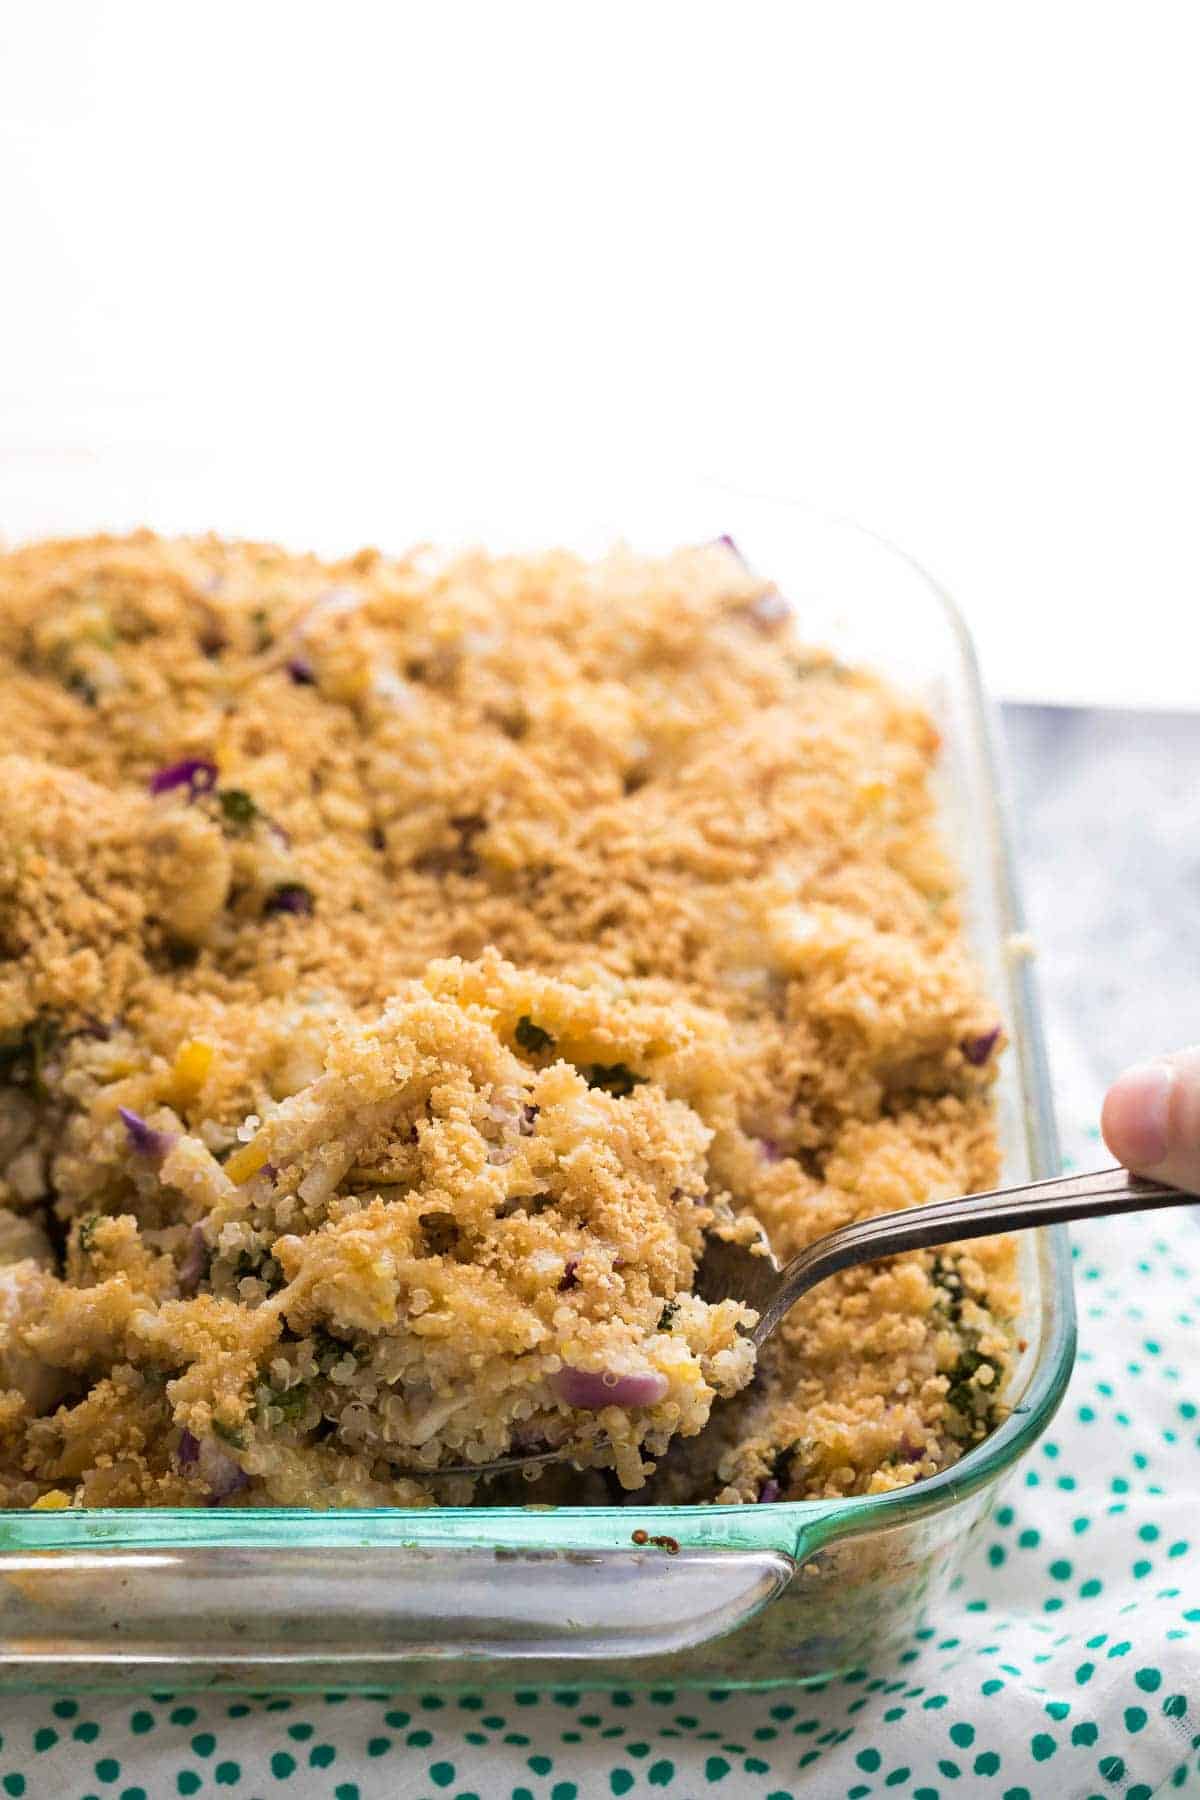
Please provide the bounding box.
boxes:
[0,498,1072,1690]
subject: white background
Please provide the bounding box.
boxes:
[1,1,1198,708]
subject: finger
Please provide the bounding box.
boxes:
[1100,1047,1200,1192]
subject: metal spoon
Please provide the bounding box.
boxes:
[404,1166,1186,1480]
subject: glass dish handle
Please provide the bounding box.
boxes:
[0,1543,795,1664]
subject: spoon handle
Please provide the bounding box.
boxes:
[754,1166,1187,1345]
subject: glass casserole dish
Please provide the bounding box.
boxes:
[0,496,1074,1692]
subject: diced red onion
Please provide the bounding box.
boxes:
[756,1136,783,1163]
[897,1435,925,1464]
[713,538,792,629]
[559,1257,579,1291]
[757,1477,782,1503]
[118,1107,177,1159]
[553,1366,668,1409]
[743,590,791,631]
[176,1428,200,1470]
[286,657,315,685]
[264,884,314,917]
[149,758,218,799]
[961,1026,1002,1067]
[198,1437,250,1501]
[177,1225,208,1296]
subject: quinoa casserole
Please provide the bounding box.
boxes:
[0,532,1017,1512]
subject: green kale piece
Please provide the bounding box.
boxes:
[219,788,259,828]
[515,1015,555,1055]
[0,1015,60,1097]
[584,1062,645,1098]
[261,1384,310,1426]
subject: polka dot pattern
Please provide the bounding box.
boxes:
[0,1117,1195,1797]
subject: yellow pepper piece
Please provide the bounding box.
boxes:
[102,1057,140,1080]
[857,778,889,809]
[30,1490,71,1510]
[169,1039,213,1107]
[225,1141,269,1185]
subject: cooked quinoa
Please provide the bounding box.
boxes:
[0,532,1016,1510]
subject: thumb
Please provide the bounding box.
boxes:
[1100,1048,1200,1192]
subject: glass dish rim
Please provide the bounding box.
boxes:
[0,521,1076,1558]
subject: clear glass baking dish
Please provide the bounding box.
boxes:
[0,494,1073,1692]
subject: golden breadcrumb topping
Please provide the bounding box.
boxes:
[0,532,1014,1509]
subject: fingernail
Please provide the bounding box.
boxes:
[1110,1061,1175,1166]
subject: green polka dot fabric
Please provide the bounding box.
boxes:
[0,1110,1196,1798]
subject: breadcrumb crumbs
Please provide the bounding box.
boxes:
[0,532,1015,1508]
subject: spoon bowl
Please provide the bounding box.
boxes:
[406,1166,1184,1482]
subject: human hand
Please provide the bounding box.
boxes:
[1101,1050,1200,1191]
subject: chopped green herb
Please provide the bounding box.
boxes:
[657,1299,680,1331]
[931,1253,965,1323]
[250,607,273,652]
[418,1210,459,1255]
[944,1347,989,1420]
[515,1015,555,1055]
[65,669,98,705]
[212,1418,247,1449]
[792,655,850,682]
[258,1258,286,1296]
[770,1438,809,1486]
[310,1329,359,1372]
[0,1015,60,1097]
[219,788,259,828]
[584,1061,645,1098]
[261,1383,310,1425]
[77,1214,102,1254]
